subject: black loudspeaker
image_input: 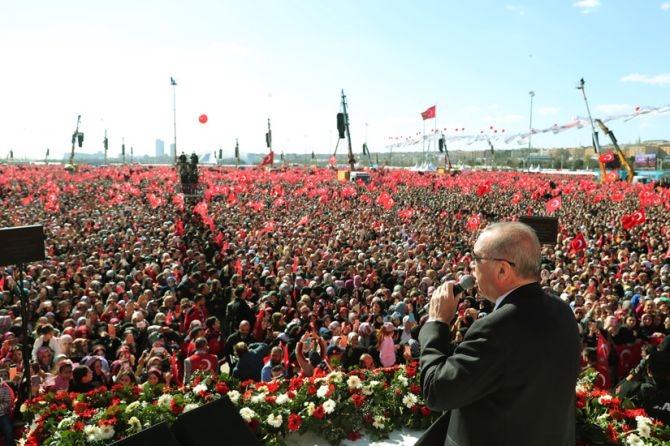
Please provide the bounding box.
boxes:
[110,421,180,446]
[336,113,346,138]
[171,396,263,446]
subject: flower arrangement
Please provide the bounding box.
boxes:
[19,363,437,446]
[575,370,670,445]
[18,365,670,446]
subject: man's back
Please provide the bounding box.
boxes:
[421,283,580,446]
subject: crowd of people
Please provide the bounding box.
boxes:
[0,163,669,443]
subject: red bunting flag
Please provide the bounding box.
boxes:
[598,151,616,164]
[570,232,587,252]
[258,151,274,167]
[328,156,337,166]
[420,105,436,120]
[545,196,562,214]
[621,208,646,230]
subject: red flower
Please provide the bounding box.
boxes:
[287,413,302,432]
[170,399,184,415]
[352,394,365,407]
[265,395,277,405]
[410,384,421,395]
[405,365,417,378]
[215,381,229,394]
[606,423,618,443]
[420,406,432,416]
[346,431,362,441]
[307,385,317,396]
[248,418,259,432]
[193,376,201,386]
[313,405,325,420]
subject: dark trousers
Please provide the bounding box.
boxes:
[0,414,15,446]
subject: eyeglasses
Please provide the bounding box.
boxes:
[472,254,516,267]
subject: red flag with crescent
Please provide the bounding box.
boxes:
[258,151,274,167]
[616,342,642,379]
[570,232,587,252]
[622,208,645,230]
[420,105,436,120]
[545,196,562,214]
[598,151,616,164]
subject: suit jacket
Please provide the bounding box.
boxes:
[419,283,580,446]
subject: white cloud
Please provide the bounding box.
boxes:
[621,73,670,85]
[662,2,670,11]
[505,4,525,14]
[573,0,600,13]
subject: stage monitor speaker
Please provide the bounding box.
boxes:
[336,113,346,138]
[110,421,180,446]
[171,396,262,446]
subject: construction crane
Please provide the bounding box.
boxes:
[595,119,635,183]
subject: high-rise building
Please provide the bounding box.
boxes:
[155,139,165,157]
[170,143,176,160]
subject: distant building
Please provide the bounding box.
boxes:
[170,143,176,160]
[155,139,165,157]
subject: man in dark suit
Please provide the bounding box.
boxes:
[419,222,580,446]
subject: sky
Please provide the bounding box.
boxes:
[1,0,670,160]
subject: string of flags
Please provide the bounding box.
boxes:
[386,104,670,150]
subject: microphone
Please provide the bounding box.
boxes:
[452,275,476,296]
[422,275,476,314]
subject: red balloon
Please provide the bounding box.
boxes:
[489,125,494,130]
[198,114,208,124]
[461,127,465,131]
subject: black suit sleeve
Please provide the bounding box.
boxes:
[419,319,504,412]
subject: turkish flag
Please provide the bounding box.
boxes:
[622,208,646,230]
[610,192,625,202]
[297,215,309,226]
[598,151,616,164]
[258,151,274,167]
[545,196,562,214]
[420,105,436,120]
[511,191,523,204]
[570,233,587,252]
[466,214,481,232]
[605,171,619,182]
[616,342,642,379]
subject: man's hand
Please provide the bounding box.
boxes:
[428,281,458,325]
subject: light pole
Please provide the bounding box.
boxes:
[171,77,177,164]
[528,91,535,156]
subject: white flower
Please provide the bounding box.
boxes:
[316,385,330,399]
[625,433,645,446]
[257,385,269,393]
[575,383,587,393]
[323,399,336,414]
[193,383,208,394]
[397,376,409,387]
[239,407,257,423]
[125,401,141,413]
[84,425,100,442]
[326,371,344,383]
[19,403,27,413]
[267,413,283,428]
[227,390,241,404]
[597,395,612,405]
[362,385,374,396]
[251,392,267,404]
[57,416,76,430]
[275,393,290,405]
[305,401,316,416]
[635,416,652,438]
[372,415,386,430]
[128,417,142,433]
[402,393,419,408]
[157,394,173,407]
[183,403,200,413]
[99,425,115,440]
[347,375,363,390]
